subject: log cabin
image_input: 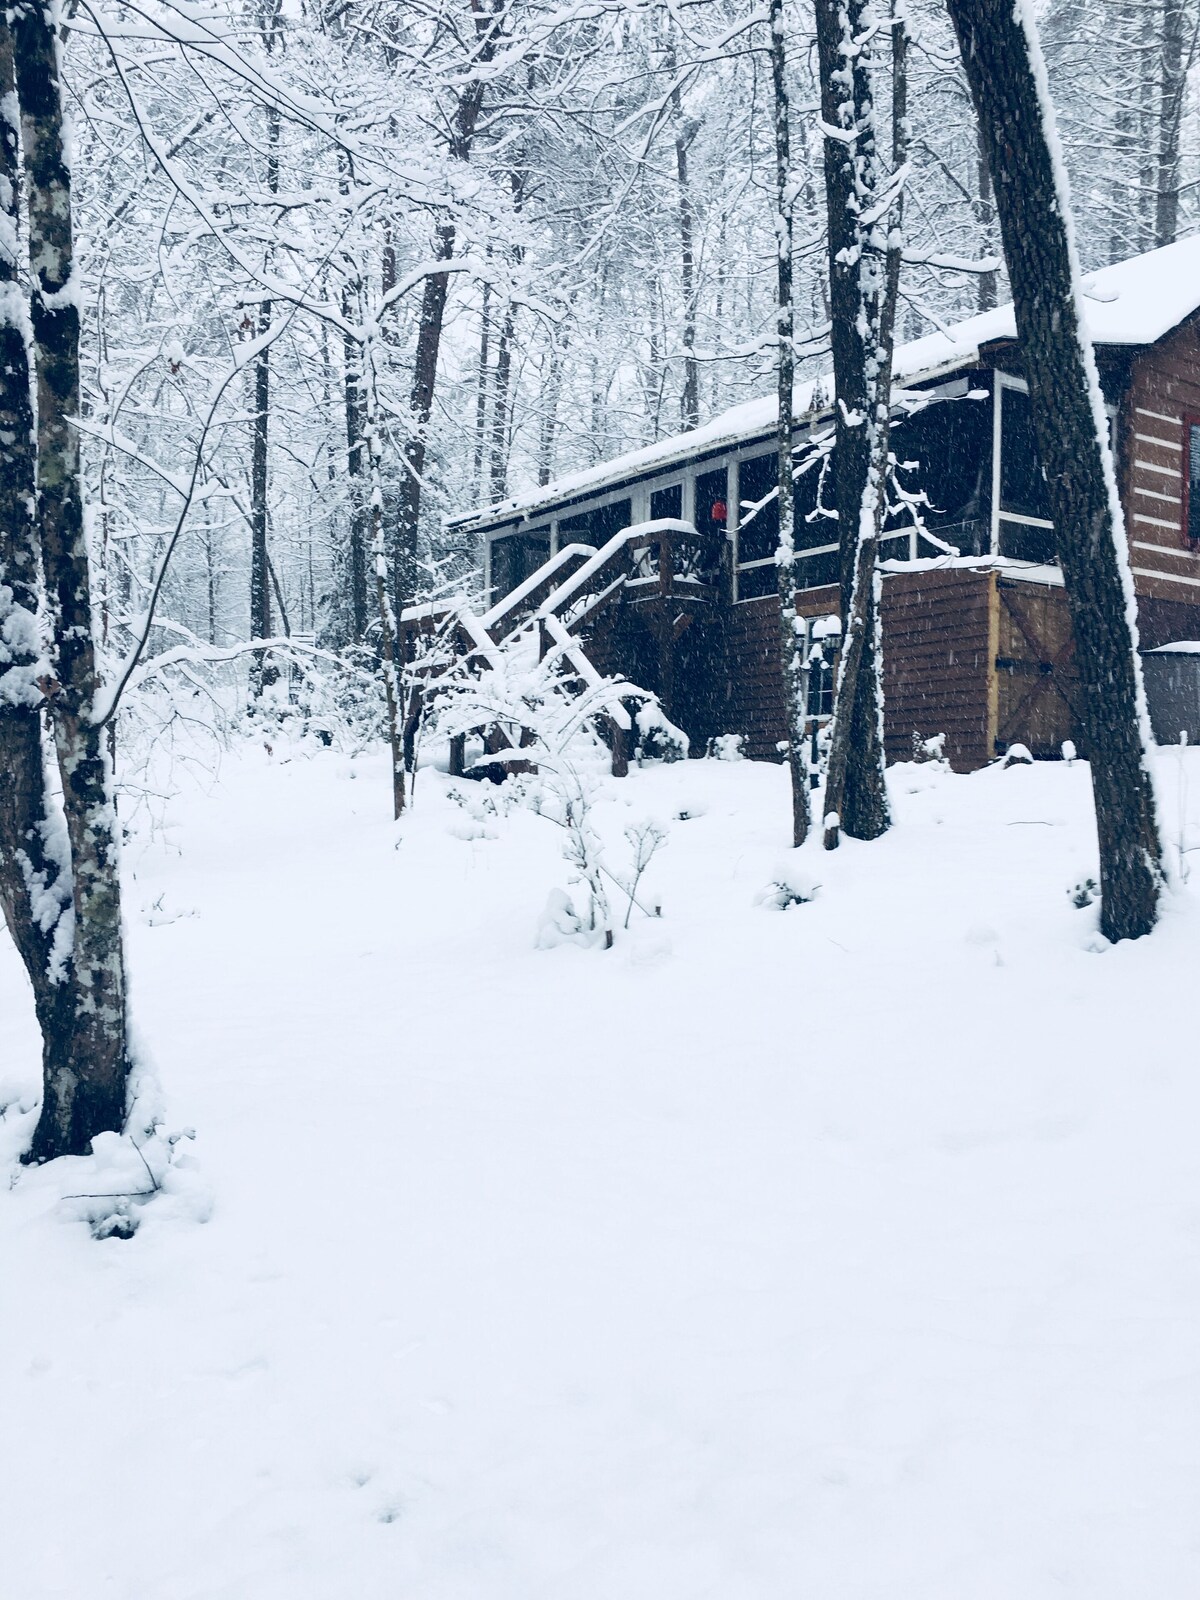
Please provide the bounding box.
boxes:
[445,236,1200,771]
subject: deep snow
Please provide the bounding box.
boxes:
[3,744,1200,1598]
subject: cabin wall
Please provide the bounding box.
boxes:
[881,568,995,771]
[724,596,786,760]
[719,573,998,771]
[1124,319,1200,634]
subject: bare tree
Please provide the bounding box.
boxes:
[2,0,132,1157]
[768,0,809,847]
[814,0,902,848]
[945,0,1162,942]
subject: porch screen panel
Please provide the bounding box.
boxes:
[734,454,779,598]
[556,499,632,549]
[892,390,991,556]
[793,451,839,588]
[695,469,728,538]
[650,484,683,521]
[999,386,1052,524]
[490,527,550,598]
[557,509,591,543]
[736,454,779,562]
[592,499,632,545]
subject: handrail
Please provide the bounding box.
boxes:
[534,518,700,620]
[479,541,598,631]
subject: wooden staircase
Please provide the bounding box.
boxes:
[398,517,727,773]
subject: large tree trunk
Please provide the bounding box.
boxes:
[946,0,1162,943]
[768,0,809,847]
[814,0,895,846]
[393,220,452,611]
[0,28,76,1108]
[13,0,131,1157]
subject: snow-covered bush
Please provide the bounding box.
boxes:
[706,733,745,761]
[634,702,688,764]
[756,860,821,910]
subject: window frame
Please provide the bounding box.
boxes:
[1184,413,1200,546]
[992,369,1115,561]
[993,371,1055,546]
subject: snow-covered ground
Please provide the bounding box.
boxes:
[3,743,1200,1598]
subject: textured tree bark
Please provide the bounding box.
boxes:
[249,290,273,684]
[537,336,563,488]
[249,77,279,693]
[1155,0,1187,247]
[946,0,1162,942]
[768,0,808,847]
[489,296,517,501]
[975,119,998,312]
[365,349,405,819]
[666,48,700,434]
[0,29,77,1107]
[814,0,894,846]
[341,284,368,642]
[473,273,492,492]
[393,220,453,611]
[13,0,131,1156]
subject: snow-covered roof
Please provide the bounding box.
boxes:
[454,234,1200,534]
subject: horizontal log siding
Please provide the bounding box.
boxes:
[880,568,994,772]
[722,574,994,769]
[725,595,788,758]
[1124,319,1200,607]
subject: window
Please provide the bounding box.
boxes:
[650,484,682,521]
[1188,421,1200,544]
[489,528,550,598]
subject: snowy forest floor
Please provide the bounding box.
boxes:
[3,742,1200,1598]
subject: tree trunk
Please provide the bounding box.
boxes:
[393,220,453,611]
[474,273,492,493]
[1155,0,1187,247]
[249,290,273,681]
[976,119,999,312]
[342,283,368,642]
[364,347,405,819]
[537,336,564,487]
[249,89,279,693]
[392,18,495,611]
[945,0,1162,942]
[0,28,77,1116]
[13,0,131,1157]
[814,0,894,846]
[768,0,809,847]
[672,90,700,432]
[489,296,517,501]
